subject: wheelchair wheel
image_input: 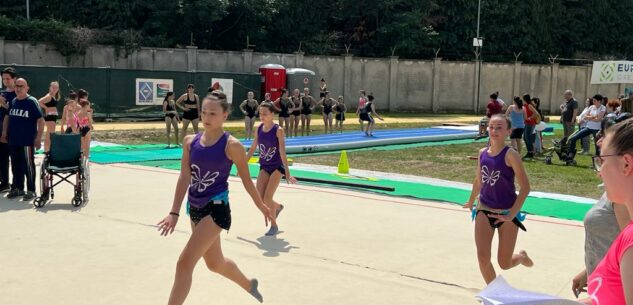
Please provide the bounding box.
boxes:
[39,163,50,201]
[544,156,552,165]
[34,196,46,208]
[72,195,82,207]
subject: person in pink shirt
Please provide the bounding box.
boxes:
[585,118,633,305]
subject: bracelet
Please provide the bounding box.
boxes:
[169,212,180,217]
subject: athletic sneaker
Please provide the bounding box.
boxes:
[0,184,11,193]
[22,191,36,201]
[522,153,534,160]
[6,189,24,199]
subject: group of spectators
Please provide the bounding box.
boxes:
[0,67,92,201]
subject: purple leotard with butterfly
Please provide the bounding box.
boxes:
[257,123,284,174]
[188,132,232,208]
[478,146,517,210]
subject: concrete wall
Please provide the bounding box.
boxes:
[2,38,628,113]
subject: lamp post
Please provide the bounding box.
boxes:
[474,0,483,113]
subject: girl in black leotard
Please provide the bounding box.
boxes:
[300,87,316,136]
[274,89,294,133]
[163,91,180,147]
[38,81,61,152]
[289,89,302,138]
[239,91,259,140]
[176,84,200,141]
[319,91,336,134]
[334,96,346,133]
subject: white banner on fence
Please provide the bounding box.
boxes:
[135,78,174,105]
[211,78,234,104]
[591,61,633,84]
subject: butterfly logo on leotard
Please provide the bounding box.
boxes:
[259,144,277,162]
[586,277,602,305]
[190,164,219,193]
[481,165,501,186]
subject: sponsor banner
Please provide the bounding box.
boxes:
[135,78,173,105]
[591,61,633,84]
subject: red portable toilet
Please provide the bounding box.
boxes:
[259,64,286,101]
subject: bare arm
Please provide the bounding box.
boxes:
[505,105,512,117]
[277,127,296,184]
[60,106,67,132]
[465,147,485,210]
[35,118,44,149]
[245,128,259,160]
[227,137,274,224]
[162,101,168,113]
[505,149,531,219]
[1,115,8,143]
[38,94,51,113]
[157,135,193,236]
[572,108,578,124]
[239,100,248,115]
[370,104,383,121]
[175,94,187,111]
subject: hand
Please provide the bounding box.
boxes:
[285,175,298,184]
[0,135,7,144]
[572,271,588,298]
[488,213,513,225]
[157,214,178,236]
[34,139,41,150]
[242,111,247,115]
[463,202,473,211]
[379,117,385,121]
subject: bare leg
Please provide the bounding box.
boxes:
[202,230,254,291]
[171,118,180,146]
[293,116,300,137]
[474,212,496,284]
[288,115,295,138]
[44,121,55,152]
[181,119,191,141]
[192,119,200,134]
[165,117,172,146]
[300,115,306,136]
[497,219,533,270]
[167,217,223,305]
[306,115,312,136]
[322,114,328,134]
[327,113,333,134]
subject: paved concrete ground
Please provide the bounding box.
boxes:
[0,161,583,305]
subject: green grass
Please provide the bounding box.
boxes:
[293,130,602,199]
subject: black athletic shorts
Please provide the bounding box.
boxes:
[510,128,524,139]
[189,200,232,231]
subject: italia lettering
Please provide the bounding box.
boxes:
[9,109,29,118]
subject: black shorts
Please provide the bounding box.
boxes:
[44,114,58,122]
[477,210,526,231]
[260,165,285,176]
[510,128,524,139]
[336,112,345,121]
[165,113,176,119]
[301,109,312,115]
[291,110,300,116]
[183,109,199,121]
[359,113,374,123]
[279,112,290,118]
[189,200,232,231]
[65,127,73,134]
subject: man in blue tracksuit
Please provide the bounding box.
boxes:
[1,78,44,201]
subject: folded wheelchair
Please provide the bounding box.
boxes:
[34,133,90,208]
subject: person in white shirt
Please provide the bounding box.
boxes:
[566,94,606,165]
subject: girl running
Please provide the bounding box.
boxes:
[76,100,93,158]
[38,81,61,152]
[157,91,274,305]
[334,96,346,133]
[319,91,335,134]
[239,91,259,140]
[359,95,383,136]
[289,89,302,137]
[274,89,293,133]
[176,84,200,141]
[246,102,297,236]
[464,114,533,284]
[505,96,527,154]
[163,92,180,148]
